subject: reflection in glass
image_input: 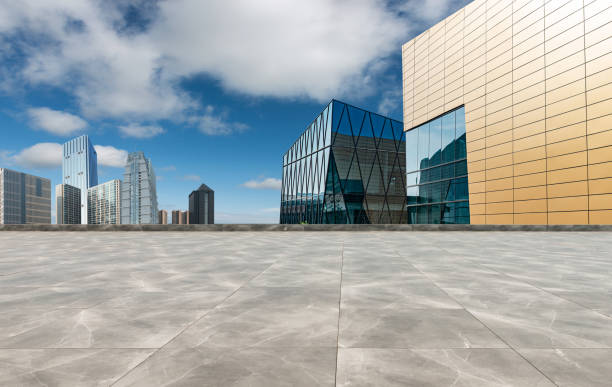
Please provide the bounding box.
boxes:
[281,100,406,224]
[404,106,470,224]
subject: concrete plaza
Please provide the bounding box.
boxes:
[1,231,612,386]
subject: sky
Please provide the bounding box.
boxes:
[0,0,470,223]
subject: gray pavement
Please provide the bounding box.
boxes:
[0,231,611,386]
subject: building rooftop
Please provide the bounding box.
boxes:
[1,231,612,386]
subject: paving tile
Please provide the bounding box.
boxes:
[336,348,555,386]
[339,308,507,349]
[518,349,612,387]
[113,346,336,387]
[0,349,153,387]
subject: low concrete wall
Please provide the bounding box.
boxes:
[1,224,611,231]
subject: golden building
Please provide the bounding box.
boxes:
[402,0,612,224]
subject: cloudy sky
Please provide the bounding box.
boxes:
[0,0,469,223]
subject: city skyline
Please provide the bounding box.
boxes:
[0,0,472,224]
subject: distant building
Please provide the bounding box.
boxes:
[181,211,189,225]
[120,152,158,224]
[88,180,121,224]
[63,135,98,224]
[56,184,81,224]
[171,210,189,224]
[0,168,51,224]
[158,209,168,224]
[189,184,214,224]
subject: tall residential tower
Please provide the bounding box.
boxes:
[88,180,121,224]
[62,135,98,224]
[121,152,158,224]
[56,184,81,224]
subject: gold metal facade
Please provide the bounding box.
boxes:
[402,0,612,224]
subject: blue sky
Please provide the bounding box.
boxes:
[0,0,469,223]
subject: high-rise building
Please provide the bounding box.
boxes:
[62,135,98,224]
[189,184,214,224]
[402,0,612,224]
[88,180,121,224]
[158,209,168,224]
[280,100,406,224]
[171,210,190,224]
[121,152,158,224]
[56,184,81,224]
[0,168,51,224]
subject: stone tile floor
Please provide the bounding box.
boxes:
[1,231,612,386]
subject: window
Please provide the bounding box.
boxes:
[405,106,469,224]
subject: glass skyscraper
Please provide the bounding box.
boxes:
[0,168,51,224]
[62,135,98,224]
[405,107,469,224]
[280,100,406,224]
[120,152,158,224]
[189,184,214,224]
[88,180,121,224]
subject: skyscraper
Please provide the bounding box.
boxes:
[189,184,214,224]
[62,135,98,224]
[88,180,121,224]
[0,168,51,224]
[56,184,81,224]
[158,209,168,224]
[171,210,189,224]
[121,152,158,224]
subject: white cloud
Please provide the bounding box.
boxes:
[93,145,127,167]
[0,0,411,122]
[242,177,282,190]
[197,106,248,135]
[9,142,62,168]
[28,107,87,136]
[118,123,165,138]
[3,142,128,169]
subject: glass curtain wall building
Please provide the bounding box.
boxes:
[0,168,51,224]
[120,152,158,224]
[189,184,214,224]
[88,180,121,224]
[56,184,81,224]
[62,135,98,224]
[280,100,406,224]
[405,106,469,223]
[402,0,612,224]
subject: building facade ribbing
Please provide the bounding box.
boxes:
[62,135,98,224]
[56,184,81,224]
[88,180,121,225]
[120,152,158,224]
[0,168,51,224]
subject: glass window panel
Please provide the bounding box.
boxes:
[407,206,417,224]
[406,171,420,186]
[417,205,429,223]
[405,128,419,172]
[441,163,454,180]
[442,179,454,202]
[407,185,419,204]
[455,160,468,176]
[429,204,441,224]
[454,176,469,201]
[429,118,442,167]
[441,111,455,164]
[455,106,467,160]
[418,123,430,169]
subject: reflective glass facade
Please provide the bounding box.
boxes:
[56,184,81,224]
[402,0,612,225]
[189,184,214,224]
[281,100,406,224]
[405,106,469,224]
[120,152,158,224]
[62,135,98,224]
[88,180,121,225]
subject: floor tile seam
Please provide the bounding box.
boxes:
[334,241,345,387]
[109,258,282,387]
[461,258,612,321]
[336,346,612,350]
[394,248,561,387]
[0,347,161,350]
